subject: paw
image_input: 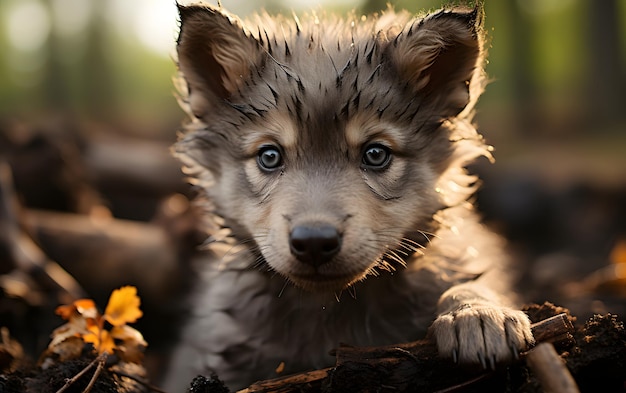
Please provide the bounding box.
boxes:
[430,304,534,369]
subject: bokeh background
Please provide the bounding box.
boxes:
[2,0,626,141]
[1,0,625,384]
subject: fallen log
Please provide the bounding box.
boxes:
[84,135,185,197]
[21,208,181,304]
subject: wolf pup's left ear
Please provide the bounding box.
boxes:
[176,4,263,118]
[385,5,484,117]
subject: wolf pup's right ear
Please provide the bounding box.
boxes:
[384,5,485,117]
[176,4,263,118]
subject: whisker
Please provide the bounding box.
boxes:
[278,279,290,298]
[397,238,426,256]
[347,285,357,299]
[399,237,426,249]
[251,253,269,270]
[386,250,406,268]
[417,229,438,242]
[364,263,381,278]
[394,248,410,257]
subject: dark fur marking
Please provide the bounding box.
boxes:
[296,78,305,94]
[284,39,291,57]
[340,101,349,119]
[352,91,361,109]
[365,41,376,64]
[292,96,303,123]
[264,30,273,54]
[227,102,256,121]
[366,63,382,84]
[267,83,279,104]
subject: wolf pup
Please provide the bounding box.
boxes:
[164,2,534,390]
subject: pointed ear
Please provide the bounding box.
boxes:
[176,4,263,118]
[385,6,484,116]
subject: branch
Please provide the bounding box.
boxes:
[526,343,580,393]
[82,354,106,393]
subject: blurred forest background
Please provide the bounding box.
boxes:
[2,0,625,141]
[1,0,625,384]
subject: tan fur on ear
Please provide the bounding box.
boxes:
[177,4,263,117]
[385,6,484,116]
[393,31,446,91]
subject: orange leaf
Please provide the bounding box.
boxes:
[83,325,115,354]
[55,299,97,321]
[103,286,143,326]
[74,299,98,319]
[55,304,77,321]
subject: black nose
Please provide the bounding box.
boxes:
[289,224,342,267]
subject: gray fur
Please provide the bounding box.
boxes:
[165,3,534,391]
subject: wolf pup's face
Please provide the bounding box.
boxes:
[175,4,485,292]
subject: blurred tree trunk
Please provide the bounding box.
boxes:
[586,0,625,129]
[80,5,116,116]
[42,0,114,116]
[503,2,542,136]
[42,0,70,111]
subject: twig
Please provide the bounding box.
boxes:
[55,352,108,393]
[82,354,107,393]
[237,368,332,393]
[111,369,169,393]
[526,343,580,393]
[531,313,575,345]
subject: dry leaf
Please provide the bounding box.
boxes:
[48,286,147,363]
[56,299,97,321]
[40,336,85,369]
[83,325,116,355]
[48,316,88,348]
[104,286,143,326]
[110,325,148,363]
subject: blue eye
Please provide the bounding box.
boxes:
[257,146,283,171]
[362,144,391,169]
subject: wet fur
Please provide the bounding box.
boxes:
[165,3,534,390]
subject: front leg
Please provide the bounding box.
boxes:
[430,282,535,369]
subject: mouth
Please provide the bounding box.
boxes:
[289,272,365,292]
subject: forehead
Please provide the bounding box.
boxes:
[233,11,422,155]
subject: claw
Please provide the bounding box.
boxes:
[489,354,496,371]
[479,353,487,370]
[452,348,458,364]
